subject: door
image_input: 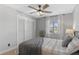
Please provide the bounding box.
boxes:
[17,15,25,44]
[17,15,36,44]
[25,18,36,41]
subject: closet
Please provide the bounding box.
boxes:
[17,15,36,45]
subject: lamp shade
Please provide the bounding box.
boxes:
[65,29,74,37]
[66,29,74,34]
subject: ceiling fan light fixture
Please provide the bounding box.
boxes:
[37,11,45,16]
[28,4,51,16]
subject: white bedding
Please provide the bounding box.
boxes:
[42,37,79,55]
[52,40,67,55]
[42,38,57,54]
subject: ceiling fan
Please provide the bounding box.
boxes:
[27,4,52,16]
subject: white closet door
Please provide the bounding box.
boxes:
[17,15,36,44]
[25,19,35,41]
[17,16,25,44]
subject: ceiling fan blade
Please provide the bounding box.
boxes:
[28,6,38,10]
[42,10,52,13]
[29,11,36,14]
[42,4,49,10]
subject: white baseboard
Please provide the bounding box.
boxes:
[0,46,17,54]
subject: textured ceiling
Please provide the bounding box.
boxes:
[6,4,76,18]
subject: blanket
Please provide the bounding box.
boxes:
[19,38,43,55]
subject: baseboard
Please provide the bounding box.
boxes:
[0,46,17,54]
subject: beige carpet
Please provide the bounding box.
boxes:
[1,49,17,55]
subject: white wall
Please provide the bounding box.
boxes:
[36,13,73,39]
[0,5,36,53]
[73,5,79,31]
[0,5,17,52]
[36,17,46,37]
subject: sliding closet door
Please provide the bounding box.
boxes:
[25,18,36,41]
[17,15,36,44]
[17,15,25,44]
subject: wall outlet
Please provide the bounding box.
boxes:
[8,43,10,47]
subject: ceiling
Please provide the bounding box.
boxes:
[6,4,76,18]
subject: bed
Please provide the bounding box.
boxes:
[19,33,79,55]
[42,37,79,55]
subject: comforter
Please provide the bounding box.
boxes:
[19,37,79,55]
[19,38,43,55]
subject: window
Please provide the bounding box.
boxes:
[46,16,60,34]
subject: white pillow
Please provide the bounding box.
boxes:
[66,37,79,54]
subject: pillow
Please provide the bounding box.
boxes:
[62,36,72,47]
[66,37,79,54]
[74,31,79,39]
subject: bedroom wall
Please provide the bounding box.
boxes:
[61,13,73,39]
[73,5,79,31]
[36,17,46,37]
[0,5,37,53]
[0,5,17,53]
[36,13,73,39]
